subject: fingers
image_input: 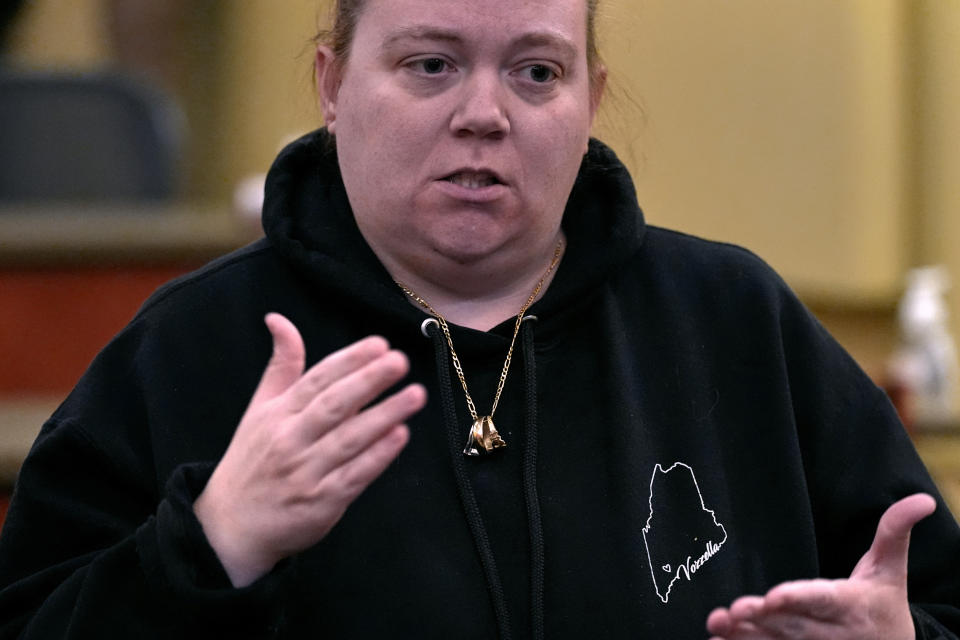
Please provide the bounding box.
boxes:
[708,583,842,640]
[321,424,412,505]
[763,579,841,618]
[708,573,916,640]
[729,596,766,620]
[707,597,764,638]
[285,335,392,412]
[250,313,307,405]
[310,383,428,474]
[851,493,936,582]
[288,348,410,442]
[707,604,766,640]
[707,596,781,639]
[254,320,421,452]
[706,605,734,637]
[740,613,832,639]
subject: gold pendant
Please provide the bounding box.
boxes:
[463,416,507,457]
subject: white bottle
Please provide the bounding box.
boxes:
[888,266,960,429]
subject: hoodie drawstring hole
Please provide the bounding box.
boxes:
[421,317,440,338]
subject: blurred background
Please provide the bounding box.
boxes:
[1,0,958,518]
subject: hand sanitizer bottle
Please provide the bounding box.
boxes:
[887,266,960,430]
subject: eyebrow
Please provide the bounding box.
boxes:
[381,26,465,51]
[511,32,578,61]
[381,26,578,61]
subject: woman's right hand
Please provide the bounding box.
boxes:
[193,313,427,587]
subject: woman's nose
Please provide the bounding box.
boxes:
[449,70,510,139]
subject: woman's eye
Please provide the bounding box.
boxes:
[414,58,448,74]
[524,64,557,83]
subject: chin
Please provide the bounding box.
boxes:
[427,231,507,266]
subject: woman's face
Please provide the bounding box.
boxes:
[319,0,600,271]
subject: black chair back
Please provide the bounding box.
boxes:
[0,70,183,202]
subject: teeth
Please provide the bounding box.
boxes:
[447,172,497,189]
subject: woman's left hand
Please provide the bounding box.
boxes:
[706,493,936,640]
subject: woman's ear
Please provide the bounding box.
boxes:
[315,45,342,134]
[589,63,608,124]
[584,64,607,152]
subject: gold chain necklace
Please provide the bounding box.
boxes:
[396,239,564,456]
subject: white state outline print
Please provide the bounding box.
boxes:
[641,462,728,604]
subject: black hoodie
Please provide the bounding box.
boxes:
[0,130,958,639]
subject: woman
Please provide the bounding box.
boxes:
[0,0,958,637]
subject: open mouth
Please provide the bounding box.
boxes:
[443,171,502,189]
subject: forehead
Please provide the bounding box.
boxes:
[352,0,589,51]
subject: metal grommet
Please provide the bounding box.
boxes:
[420,317,440,337]
[521,314,538,323]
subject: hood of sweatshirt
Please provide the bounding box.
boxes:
[261,128,647,333]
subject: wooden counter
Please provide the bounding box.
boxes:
[0,202,260,485]
[0,203,258,266]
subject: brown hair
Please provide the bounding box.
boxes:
[315,0,605,90]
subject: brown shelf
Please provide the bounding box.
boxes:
[0,202,260,266]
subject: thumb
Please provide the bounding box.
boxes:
[851,493,936,583]
[249,313,306,405]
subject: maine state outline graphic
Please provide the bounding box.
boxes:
[641,462,728,603]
